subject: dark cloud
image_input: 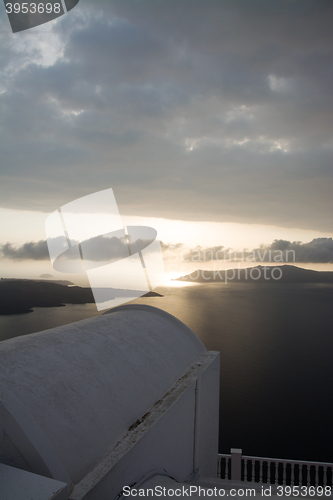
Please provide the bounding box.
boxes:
[160,242,183,252]
[0,0,332,229]
[1,241,49,260]
[80,234,155,262]
[1,234,156,262]
[2,237,333,263]
[269,238,333,263]
[169,238,333,263]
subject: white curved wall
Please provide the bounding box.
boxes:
[0,305,206,485]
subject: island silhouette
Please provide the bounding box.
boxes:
[0,279,162,315]
[175,264,333,283]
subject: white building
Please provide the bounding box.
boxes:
[0,305,220,499]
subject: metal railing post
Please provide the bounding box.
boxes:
[231,448,242,481]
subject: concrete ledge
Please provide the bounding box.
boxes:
[0,463,68,500]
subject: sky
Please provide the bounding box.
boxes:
[0,0,332,282]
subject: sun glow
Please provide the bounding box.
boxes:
[162,272,199,287]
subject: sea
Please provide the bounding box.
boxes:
[1,281,332,463]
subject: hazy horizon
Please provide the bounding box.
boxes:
[1,0,332,279]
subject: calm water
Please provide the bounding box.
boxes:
[1,282,332,462]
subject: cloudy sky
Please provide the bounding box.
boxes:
[0,0,332,280]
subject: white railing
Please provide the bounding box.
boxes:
[218,449,333,487]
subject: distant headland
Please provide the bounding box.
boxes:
[0,279,163,315]
[175,265,333,283]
